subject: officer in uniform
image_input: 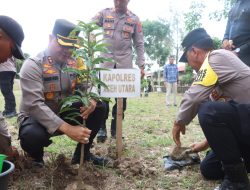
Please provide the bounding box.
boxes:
[172,28,250,190]
[92,0,145,142]
[222,0,250,67]
[0,15,25,157]
[18,19,108,167]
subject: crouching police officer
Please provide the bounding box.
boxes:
[18,19,109,167]
[172,28,250,190]
[0,15,25,158]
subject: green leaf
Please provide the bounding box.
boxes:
[64,117,82,126]
[63,68,82,76]
[59,107,79,114]
[81,97,89,106]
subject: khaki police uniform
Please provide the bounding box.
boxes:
[177,49,250,180]
[19,51,77,134]
[92,8,145,69]
[176,49,250,126]
[18,50,104,162]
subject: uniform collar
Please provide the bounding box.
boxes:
[113,7,131,17]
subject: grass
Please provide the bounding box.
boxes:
[1,80,220,189]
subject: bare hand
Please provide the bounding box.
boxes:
[59,123,91,144]
[189,140,209,153]
[172,121,185,147]
[222,39,235,50]
[80,99,97,119]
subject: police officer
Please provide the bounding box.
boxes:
[18,19,108,167]
[222,0,250,67]
[0,15,25,156]
[92,0,145,142]
[172,28,250,190]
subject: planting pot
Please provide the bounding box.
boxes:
[0,160,15,190]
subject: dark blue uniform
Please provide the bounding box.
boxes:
[223,0,250,66]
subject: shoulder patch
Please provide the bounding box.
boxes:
[193,54,218,87]
[137,22,142,33]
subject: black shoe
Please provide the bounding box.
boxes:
[3,111,18,118]
[71,153,110,167]
[214,178,250,190]
[97,128,107,143]
[26,154,45,169]
[86,153,110,167]
[31,160,45,168]
[214,162,250,190]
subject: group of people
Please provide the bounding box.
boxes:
[0,0,145,167]
[0,0,250,189]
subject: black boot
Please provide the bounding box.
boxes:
[71,143,110,166]
[214,162,250,190]
[97,124,107,143]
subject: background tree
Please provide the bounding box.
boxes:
[142,19,172,86]
[169,10,184,63]
[184,1,205,32]
[180,0,205,86]
[212,37,222,49]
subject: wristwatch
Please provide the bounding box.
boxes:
[234,48,240,53]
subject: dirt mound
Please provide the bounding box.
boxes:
[115,157,157,178]
[9,153,108,190]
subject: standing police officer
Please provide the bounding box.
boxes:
[0,15,25,156]
[18,19,108,167]
[222,0,250,67]
[92,0,145,142]
[173,28,250,190]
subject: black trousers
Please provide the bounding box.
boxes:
[0,71,16,113]
[198,101,250,179]
[19,102,105,161]
[239,52,250,67]
[101,98,127,134]
[200,149,250,180]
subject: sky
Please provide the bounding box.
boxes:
[0,0,226,57]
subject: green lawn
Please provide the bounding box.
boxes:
[1,82,220,190]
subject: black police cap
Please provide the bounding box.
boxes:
[52,19,79,48]
[179,28,211,63]
[0,15,25,60]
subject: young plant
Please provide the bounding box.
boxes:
[59,21,112,168]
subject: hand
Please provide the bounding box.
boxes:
[172,121,185,147]
[59,123,91,144]
[222,39,235,50]
[140,68,145,78]
[80,99,97,119]
[189,140,209,153]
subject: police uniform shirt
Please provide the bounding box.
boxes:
[92,8,145,69]
[176,49,250,126]
[19,51,77,134]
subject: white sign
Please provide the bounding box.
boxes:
[100,69,141,98]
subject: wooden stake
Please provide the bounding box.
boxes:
[116,98,123,159]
